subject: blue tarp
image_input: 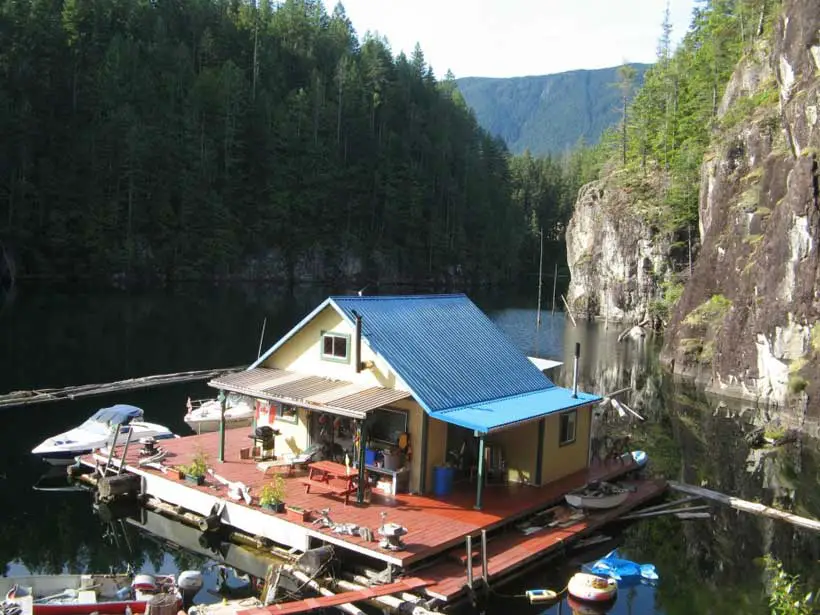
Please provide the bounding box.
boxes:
[582,550,659,586]
[89,404,144,425]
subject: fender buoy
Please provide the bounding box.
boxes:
[567,573,617,603]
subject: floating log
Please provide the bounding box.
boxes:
[627,495,701,516]
[675,512,712,520]
[98,473,141,500]
[331,578,437,615]
[619,505,710,521]
[0,366,244,409]
[280,568,365,615]
[561,295,577,327]
[669,481,820,533]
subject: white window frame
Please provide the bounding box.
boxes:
[559,410,577,446]
[320,331,350,363]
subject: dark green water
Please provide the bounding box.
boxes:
[0,284,817,614]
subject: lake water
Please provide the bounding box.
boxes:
[0,284,818,614]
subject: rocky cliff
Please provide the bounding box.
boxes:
[661,0,820,417]
[565,172,677,324]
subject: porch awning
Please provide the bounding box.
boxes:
[208,367,411,419]
[434,387,601,434]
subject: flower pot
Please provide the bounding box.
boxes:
[286,506,309,522]
[184,474,205,486]
[262,501,285,513]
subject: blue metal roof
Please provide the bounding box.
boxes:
[438,387,600,433]
[330,294,557,414]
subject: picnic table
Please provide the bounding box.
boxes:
[300,460,361,506]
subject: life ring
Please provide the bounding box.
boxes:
[567,573,617,603]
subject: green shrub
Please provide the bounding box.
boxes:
[788,375,808,395]
[683,295,732,328]
[764,555,816,615]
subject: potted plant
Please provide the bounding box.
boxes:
[178,449,209,486]
[259,475,286,513]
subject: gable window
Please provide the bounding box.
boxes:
[559,410,577,446]
[321,332,350,362]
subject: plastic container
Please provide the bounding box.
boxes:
[383,451,401,470]
[433,465,455,497]
[365,448,377,466]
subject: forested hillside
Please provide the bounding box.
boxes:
[457,65,649,156]
[0,0,531,285]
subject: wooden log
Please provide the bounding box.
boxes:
[98,473,141,500]
[628,495,701,516]
[560,295,577,327]
[0,366,244,409]
[619,505,710,521]
[289,569,365,615]
[331,578,436,615]
[668,481,820,533]
[675,512,712,520]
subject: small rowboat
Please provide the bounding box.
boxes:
[567,572,618,603]
[565,482,629,510]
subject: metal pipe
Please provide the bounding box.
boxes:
[572,342,580,398]
[466,535,474,589]
[474,435,486,510]
[354,312,362,373]
[218,389,227,462]
[481,529,488,584]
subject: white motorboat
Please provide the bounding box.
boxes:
[183,394,254,433]
[31,404,177,466]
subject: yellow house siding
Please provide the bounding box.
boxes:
[540,406,592,484]
[385,398,436,493]
[256,406,311,456]
[494,424,539,484]
[262,305,410,391]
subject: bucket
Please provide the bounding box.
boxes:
[433,465,455,497]
[383,451,401,470]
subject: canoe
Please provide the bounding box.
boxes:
[567,572,618,603]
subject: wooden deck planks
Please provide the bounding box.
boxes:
[98,429,654,569]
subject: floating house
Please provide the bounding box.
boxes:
[209,294,600,509]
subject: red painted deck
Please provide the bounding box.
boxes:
[92,429,662,572]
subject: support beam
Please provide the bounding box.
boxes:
[218,389,227,463]
[357,419,367,505]
[419,413,429,494]
[534,419,545,486]
[474,434,486,511]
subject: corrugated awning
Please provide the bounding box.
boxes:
[434,388,601,434]
[209,367,411,419]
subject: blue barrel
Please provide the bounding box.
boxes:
[433,465,455,497]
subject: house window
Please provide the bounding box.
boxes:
[277,403,299,424]
[321,332,350,362]
[559,411,577,446]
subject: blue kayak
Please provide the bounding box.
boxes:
[582,549,659,586]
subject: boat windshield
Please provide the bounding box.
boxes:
[79,404,144,434]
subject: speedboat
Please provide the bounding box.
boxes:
[31,404,177,466]
[183,393,254,433]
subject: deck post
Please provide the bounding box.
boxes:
[474,433,486,510]
[218,389,226,463]
[535,418,545,485]
[356,418,368,505]
[419,412,429,493]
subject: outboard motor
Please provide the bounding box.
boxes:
[177,570,204,610]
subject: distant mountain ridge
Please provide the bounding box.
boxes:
[457,64,650,156]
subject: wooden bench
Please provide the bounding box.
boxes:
[299,477,357,506]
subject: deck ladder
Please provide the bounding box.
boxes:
[99,425,134,476]
[464,530,490,590]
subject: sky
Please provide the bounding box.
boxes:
[320,0,699,79]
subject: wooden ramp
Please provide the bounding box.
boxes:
[237,578,429,614]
